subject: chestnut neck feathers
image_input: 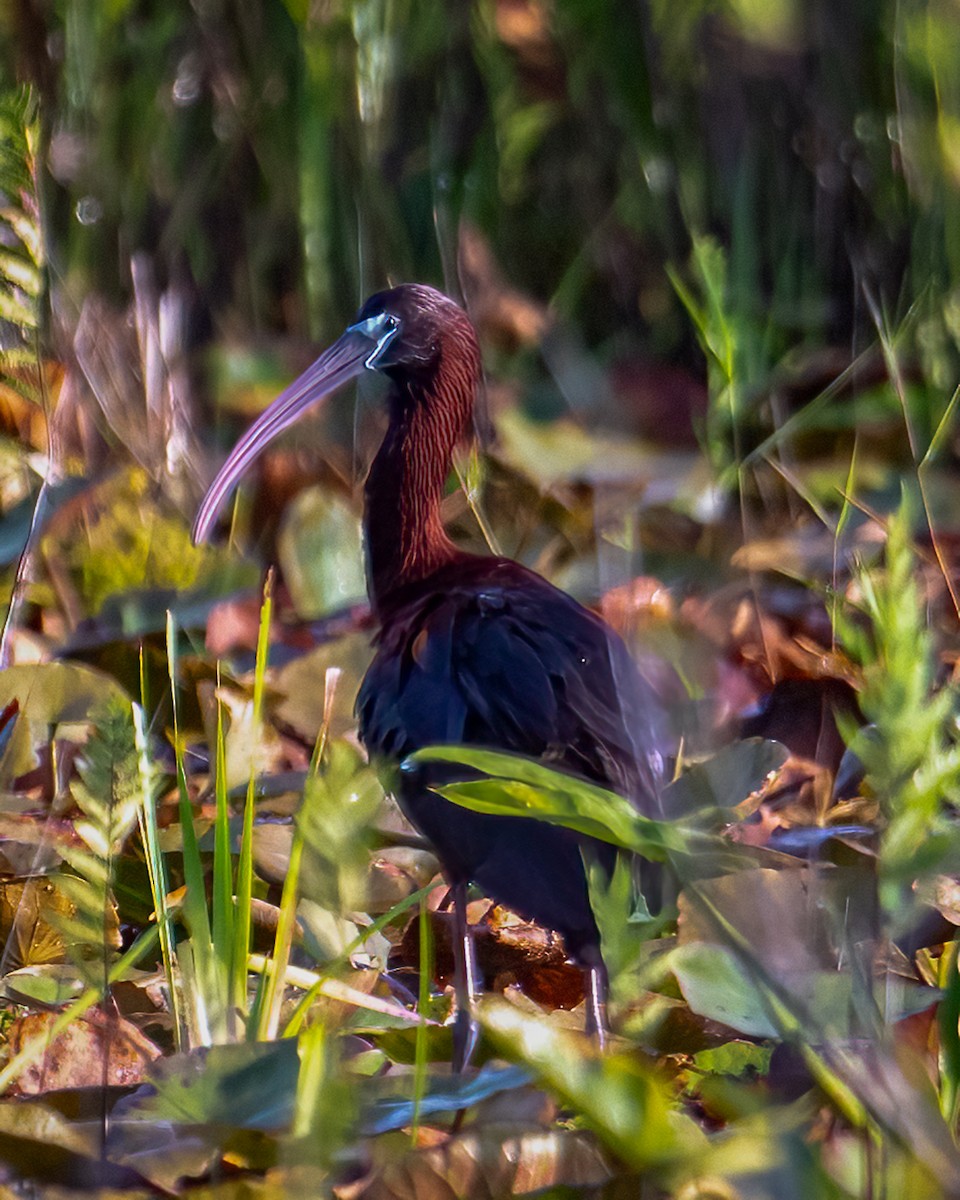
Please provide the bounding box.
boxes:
[363,296,481,612]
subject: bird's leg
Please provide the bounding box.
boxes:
[583,961,609,1051]
[450,880,480,1071]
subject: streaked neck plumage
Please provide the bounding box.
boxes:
[363,338,479,614]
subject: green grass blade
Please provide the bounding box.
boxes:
[292,1020,328,1140]
[453,449,501,557]
[167,611,215,1042]
[257,832,304,1042]
[132,699,182,1051]
[918,382,960,620]
[938,937,960,1125]
[260,665,341,1040]
[281,880,440,1038]
[831,437,860,638]
[291,1016,354,1167]
[232,571,274,1033]
[211,675,235,1002]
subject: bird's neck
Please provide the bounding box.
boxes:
[363,380,463,612]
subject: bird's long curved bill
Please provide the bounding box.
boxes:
[192,328,376,544]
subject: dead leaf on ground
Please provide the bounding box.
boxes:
[600,575,675,630]
[681,586,859,692]
[341,1125,612,1200]
[5,1008,161,1095]
[0,876,119,970]
[399,902,586,1012]
[0,813,68,875]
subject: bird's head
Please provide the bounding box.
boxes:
[352,284,477,370]
[192,283,481,543]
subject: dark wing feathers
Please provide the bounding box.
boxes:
[358,559,663,810]
[457,614,561,744]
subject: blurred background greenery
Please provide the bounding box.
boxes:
[4,0,959,419]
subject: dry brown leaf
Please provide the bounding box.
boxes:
[342,1126,611,1200]
[399,902,585,1013]
[5,1009,161,1095]
[681,586,859,690]
[0,877,120,970]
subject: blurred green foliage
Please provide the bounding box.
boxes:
[2,0,958,380]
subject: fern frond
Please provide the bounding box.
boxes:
[0,85,45,403]
[838,499,960,922]
[51,698,140,984]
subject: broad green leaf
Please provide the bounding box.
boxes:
[360,1063,531,1135]
[372,1025,458,1063]
[0,965,85,1006]
[124,1040,301,1129]
[413,744,788,872]
[411,745,702,859]
[671,942,781,1039]
[670,942,940,1040]
[677,868,851,983]
[437,776,686,856]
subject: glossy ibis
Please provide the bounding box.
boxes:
[193,285,664,1061]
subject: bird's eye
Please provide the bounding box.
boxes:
[361,311,401,370]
